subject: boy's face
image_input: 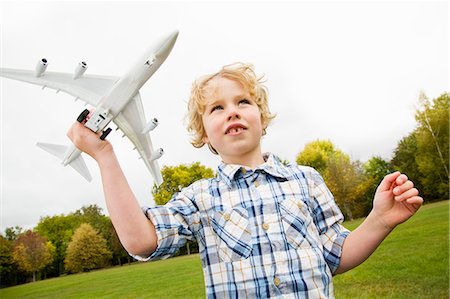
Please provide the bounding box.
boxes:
[201,77,264,165]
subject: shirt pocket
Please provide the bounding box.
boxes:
[210,206,253,263]
[279,198,319,249]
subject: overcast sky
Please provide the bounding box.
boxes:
[1,1,448,232]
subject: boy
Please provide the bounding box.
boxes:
[68,63,423,298]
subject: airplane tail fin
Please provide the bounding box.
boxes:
[36,142,92,182]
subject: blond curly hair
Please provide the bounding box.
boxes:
[186,63,276,154]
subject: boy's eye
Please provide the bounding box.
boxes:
[239,99,251,105]
[211,105,223,112]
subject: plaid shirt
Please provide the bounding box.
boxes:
[133,153,349,298]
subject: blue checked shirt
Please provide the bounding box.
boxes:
[133,153,350,298]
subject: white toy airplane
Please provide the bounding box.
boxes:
[0,31,179,185]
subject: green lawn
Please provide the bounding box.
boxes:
[1,201,448,298]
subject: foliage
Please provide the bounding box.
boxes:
[12,231,54,282]
[152,162,214,205]
[296,140,337,173]
[64,223,112,273]
[415,92,449,199]
[360,156,393,215]
[0,235,24,287]
[391,92,449,200]
[4,226,23,241]
[35,204,127,276]
[296,140,370,220]
[324,154,366,220]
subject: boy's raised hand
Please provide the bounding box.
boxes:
[372,172,423,229]
[67,118,113,162]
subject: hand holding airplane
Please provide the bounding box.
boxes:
[0,31,179,185]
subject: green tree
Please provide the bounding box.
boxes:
[415,92,449,199]
[296,140,369,220]
[0,235,22,287]
[4,226,23,241]
[391,92,449,201]
[12,231,54,282]
[35,213,79,276]
[35,204,125,276]
[324,153,366,220]
[296,140,336,173]
[390,133,424,192]
[361,156,393,215]
[152,162,214,205]
[64,223,112,273]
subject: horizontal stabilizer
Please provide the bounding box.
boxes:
[36,142,92,182]
[36,142,67,159]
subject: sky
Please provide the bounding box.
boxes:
[1,1,448,232]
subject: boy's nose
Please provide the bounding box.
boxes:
[226,107,241,121]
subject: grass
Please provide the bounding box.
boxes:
[333,200,449,299]
[1,201,448,298]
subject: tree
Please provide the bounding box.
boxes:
[391,92,449,201]
[390,133,424,193]
[35,204,125,276]
[4,226,23,241]
[0,235,22,287]
[64,223,112,273]
[12,231,54,282]
[296,140,369,220]
[296,140,337,173]
[361,156,393,215]
[415,92,449,199]
[152,162,214,205]
[323,153,366,220]
[35,213,80,276]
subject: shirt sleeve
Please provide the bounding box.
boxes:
[302,167,350,274]
[130,186,200,262]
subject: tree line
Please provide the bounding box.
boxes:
[1,92,447,287]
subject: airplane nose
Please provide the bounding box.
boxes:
[154,30,179,59]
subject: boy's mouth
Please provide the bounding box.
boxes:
[225,124,246,135]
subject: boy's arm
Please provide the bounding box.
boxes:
[335,172,423,274]
[67,122,157,257]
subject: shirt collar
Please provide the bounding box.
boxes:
[216,153,293,188]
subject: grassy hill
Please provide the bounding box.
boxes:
[1,201,448,298]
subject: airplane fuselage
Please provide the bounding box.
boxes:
[83,32,177,135]
[64,32,178,168]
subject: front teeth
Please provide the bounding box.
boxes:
[227,127,243,134]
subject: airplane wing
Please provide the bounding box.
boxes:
[113,93,163,185]
[0,68,119,106]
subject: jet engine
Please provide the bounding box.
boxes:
[141,118,159,134]
[73,61,87,79]
[35,58,48,77]
[149,148,164,162]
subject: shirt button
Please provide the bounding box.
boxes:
[297,202,302,208]
[223,213,230,221]
[254,180,260,187]
[274,277,281,286]
[262,223,269,230]
[241,168,247,174]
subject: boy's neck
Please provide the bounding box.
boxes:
[220,149,265,169]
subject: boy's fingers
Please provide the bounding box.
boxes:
[378,171,401,191]
[394,187,419,201]
[393,180,414,195]
[405,196,424,207]
[395,174,408,185]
